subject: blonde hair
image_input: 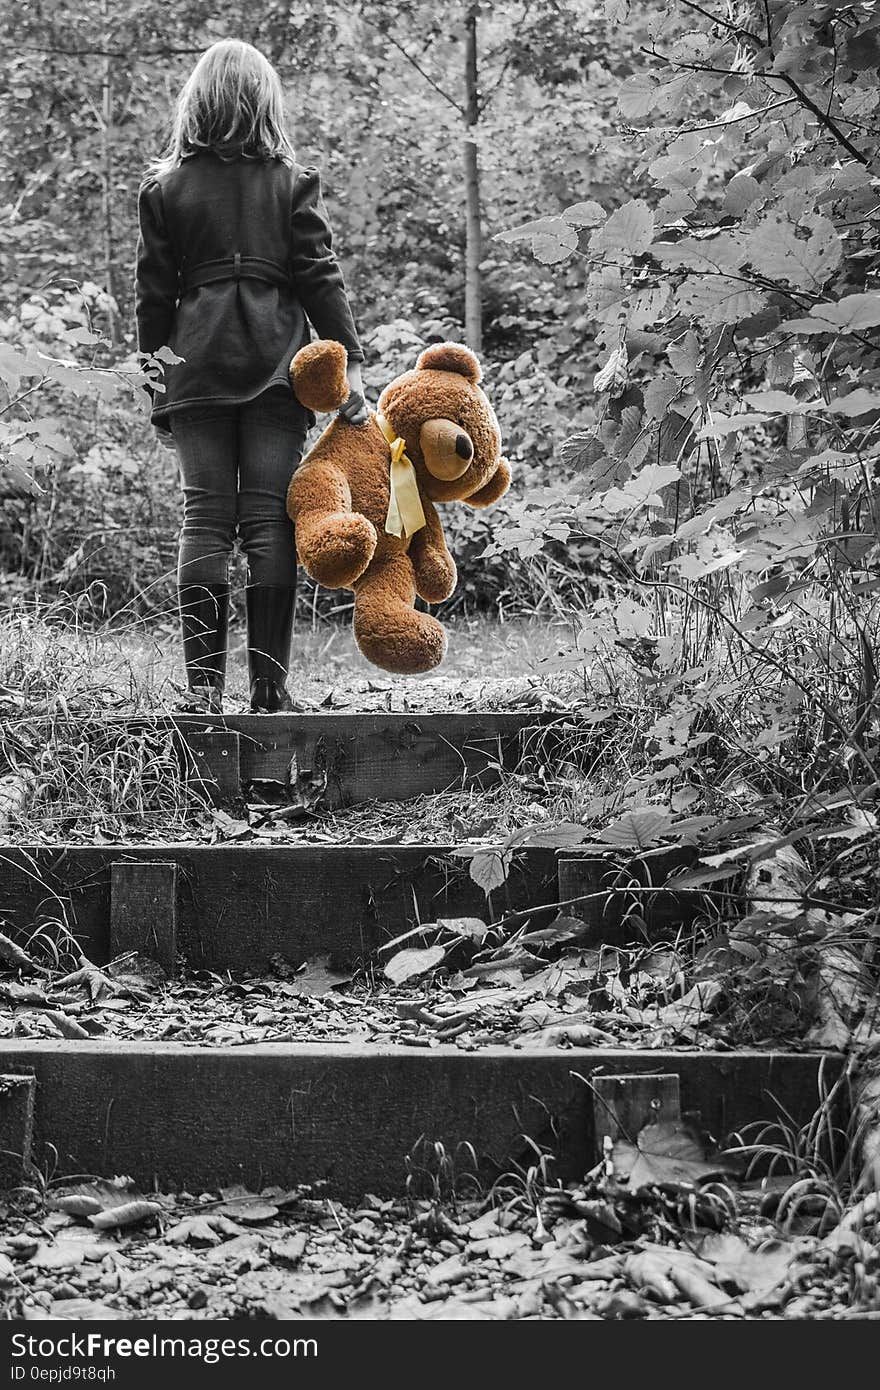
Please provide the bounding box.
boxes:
[147,39,295,177]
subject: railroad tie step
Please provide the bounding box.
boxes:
[119,711,580,808]
[0,1072,35,1188]
[0,1043,841,1199]
[0,843,560,972]
[1,842,727,973]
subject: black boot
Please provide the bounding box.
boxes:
[246,584,296,713]
[177,583,229,714]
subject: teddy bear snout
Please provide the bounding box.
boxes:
[419,418,474,480]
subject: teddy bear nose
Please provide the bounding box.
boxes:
[420,418,473,480]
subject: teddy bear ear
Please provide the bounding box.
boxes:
[416,342,482,383]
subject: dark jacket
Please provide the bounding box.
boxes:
[134,146,364,433]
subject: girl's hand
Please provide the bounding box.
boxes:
[338,364,371,425]
[338,391,371,425]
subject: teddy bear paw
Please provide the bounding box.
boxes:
[354,610,448,676]
[415,553,457,605]
[298,513,378,589]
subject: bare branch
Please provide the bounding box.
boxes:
[676,0,764,48]
[631,95,797,137]
[778,71,869,166]
[671,1,869,165]
[356,11,465,117]
[15,45,202,59]
[646,40,870,165]
[478,0,534,115]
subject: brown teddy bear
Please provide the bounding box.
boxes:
[287,340,511,674]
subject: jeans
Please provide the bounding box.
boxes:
[170,386,307,588]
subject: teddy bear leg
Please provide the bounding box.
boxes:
[353,555,448,675]
[288,463,377,589]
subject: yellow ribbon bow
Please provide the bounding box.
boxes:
[376,412,427,540]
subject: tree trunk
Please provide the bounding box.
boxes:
[100,47,119,345]
[463,3,482,354]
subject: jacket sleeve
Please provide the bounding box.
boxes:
[134,179,178,359]
[289,167,364,362]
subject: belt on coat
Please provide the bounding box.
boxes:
[178,254,291,294]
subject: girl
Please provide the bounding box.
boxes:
[135,38,368,713]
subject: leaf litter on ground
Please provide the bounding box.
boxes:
[0,918,817,1053]
[4,1154,875,1321]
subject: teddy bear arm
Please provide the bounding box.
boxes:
[287,459,377,589]
[465,457,512,508]
[409,501,457,604]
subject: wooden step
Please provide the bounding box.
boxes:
[0,1040,841,1199]
[0,840,724,972]
[109,711,578,806]
[0,844,559,971]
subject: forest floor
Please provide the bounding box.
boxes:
[2,1174,874,1322]
[87,611,579,714]
[0,941,838,1054]
[1,612,879,1320]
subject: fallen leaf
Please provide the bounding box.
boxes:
[384,945,446,986]
[164,1216,221,1246]
[50,1196,105,1218]
[0,930,49,976]
[49,1299,125,1321]
[614,1118,730,1189]
[204,1233,264,1266]
[437,917,488,942]
[289,956,352,997]
[217,1200,278,1225]
[45,1011,90,1040]
[535,1252,623,1284]
[49,1178,140,1216]
[699,1232,796,1295]
[0,981,48,1005]
[210,1215,246,1237]
[299,1290,349,1318]
[269,1232,308,1267]
[89,1200,162,1230]
[626,980,723,1036]
[539,1022,615,1047]
[248,1292,302,1319]
[53,959,143,1004]
[389,1294,510,1320]
[30,1237,106,1270]
[4,1235,38,1259]
[626,1248,683,1303]
[107,953,165,994]
[667,1261,735,1313]
[465,1211,502,1240]
[211,810,252,840]
[595,1288,648,1318]
[426,1253,468,1286]
[519,915,590,948]
[572,1199,624,1244]
[469,1231,530,1259]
